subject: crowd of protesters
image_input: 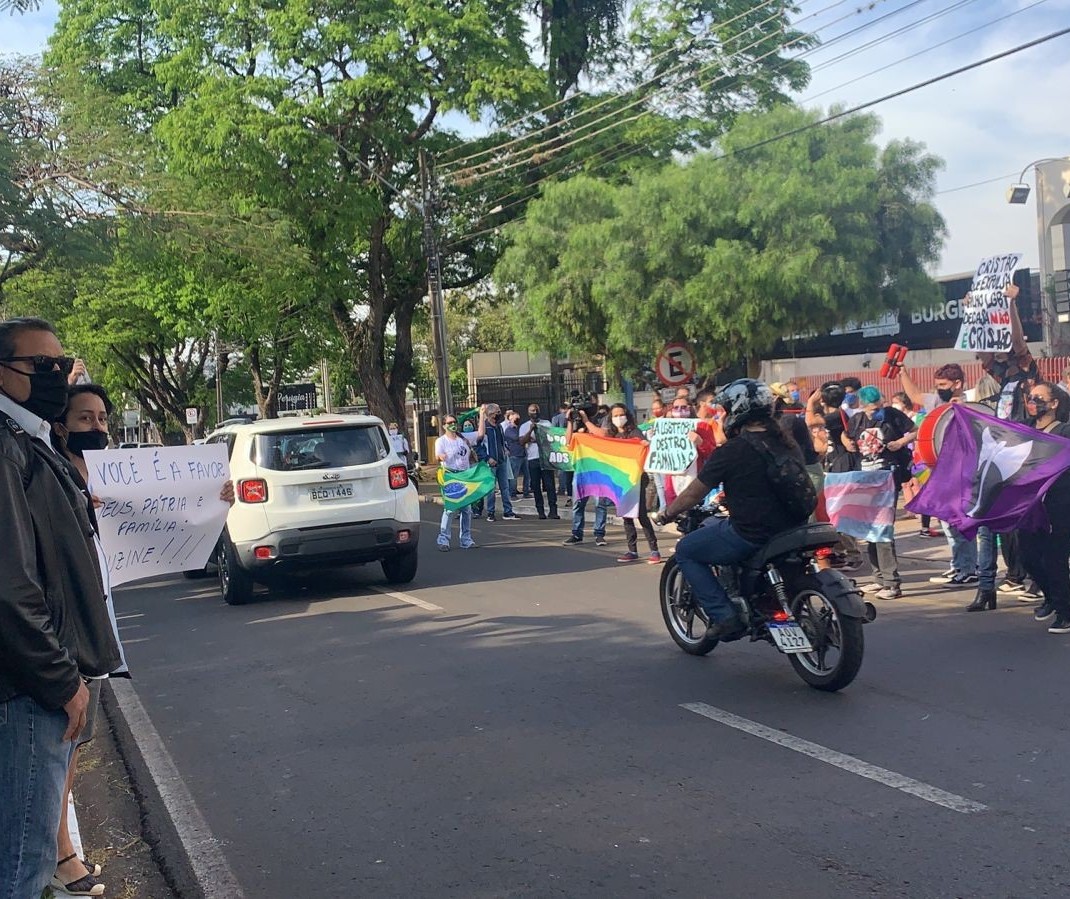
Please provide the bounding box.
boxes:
[430,284,1070,635]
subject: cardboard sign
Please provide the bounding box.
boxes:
[644,418,700,474]
[535,423,573,471]
[953,253,1023,353]
[85,445,231,587]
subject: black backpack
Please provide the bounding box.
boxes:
[741,431,816,524]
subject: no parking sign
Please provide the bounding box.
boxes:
[655,342,697,387]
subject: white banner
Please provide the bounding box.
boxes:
[644,418,700,474]
[85,445,231,587]
[953,252,1023,353]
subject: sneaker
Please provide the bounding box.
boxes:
[472,512,483,520]
[944,572,978,588]
[538,512,547,520]
[617,552,639,563]
[875,587,902,600]
[437,544,450,552]
[918,528,941,538]
[563,535,583,545]
[548,512,561,520]
[998,581,1025,595]
[928,569,958,585]
[502,512,520,520]
[1034,602,1056,621]
[1018,584,1043,601]
[648,552,663,564]
[859,583,883,594]
[1049,615,1070,634]
[838,556,865,572]
[594,536,608,547]
[461,542,477,550]
[486,513,496,522]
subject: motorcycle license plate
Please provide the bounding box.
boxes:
[768,622,813,654]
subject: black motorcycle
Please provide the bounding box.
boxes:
[659,505,876,692]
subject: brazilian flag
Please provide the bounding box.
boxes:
[438,462,497,512]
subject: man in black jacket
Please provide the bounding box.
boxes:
[0,317,122,897]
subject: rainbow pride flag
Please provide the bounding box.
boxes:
[438,462,496,512]
[570,432,649,518]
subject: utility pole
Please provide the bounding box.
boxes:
[214,330,224,423]
[419,148,453,418]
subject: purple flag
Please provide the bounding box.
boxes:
[906,405,1070,538]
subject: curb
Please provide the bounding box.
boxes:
[100,681,205,899]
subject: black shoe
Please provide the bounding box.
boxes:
[563,535,583,545]
[1049,615,1070,634]
[1034,602,1056,621]
[538,512,547,520]
[548,512,561,520]
[966,588,997,612]
[594,536,607,547]
[486,513,496,522]
[944,572,978,588]
[705,617,747,642]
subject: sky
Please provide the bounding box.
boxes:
[3,0,1067,278]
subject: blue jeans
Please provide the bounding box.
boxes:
[0,694,76,898]
[485,461,513,516]
[675,518,760,624]
[944,524,978,575]
[571,496,608,538]
[508,456,524,495]
[438,506,474,548]
[977,526,998,590]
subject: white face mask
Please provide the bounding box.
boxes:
[389,427,398,436]
[612,415,628,429]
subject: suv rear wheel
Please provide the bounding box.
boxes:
[218,532,256,605]
[381,550,418,585]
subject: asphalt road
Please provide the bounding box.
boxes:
[112,499,1070,898]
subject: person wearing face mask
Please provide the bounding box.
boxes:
[387,421,412,469]
[518,404,560,520]
[1016,381,1070,631]
[435,414,478,549]
[473,404,519,522]
[841,377,863,417]
[581,404,661,563]
[501,410,524,499]
[844,386,917,600]
[0,318,123,898]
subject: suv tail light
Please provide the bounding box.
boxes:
[239,478,268,503]
[388,465,409,490]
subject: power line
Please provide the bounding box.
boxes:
[936,172,1018,195]
[439,0,808,171]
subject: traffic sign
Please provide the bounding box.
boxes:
[185,407,199,425]
[655,342,697,386]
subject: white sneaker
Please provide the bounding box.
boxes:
[928,569,957,585]
[875,587,902,600]
[859,583,882,594]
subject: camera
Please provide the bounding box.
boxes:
[567,390,596,429]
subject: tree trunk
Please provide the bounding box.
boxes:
[746,352,763,379]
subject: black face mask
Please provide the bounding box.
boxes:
[1031,401,1050,418]
[19,369,70,422]
[529,412,539,421]
[65,429,109,456]
[989,362,1009,381]
[936,388,954,403]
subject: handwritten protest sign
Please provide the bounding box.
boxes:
[536,423,573,471]
[953,252,1023,353]
[84,445,231,587]
[644,418,700,474]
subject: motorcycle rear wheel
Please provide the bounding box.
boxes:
[659,559,719,656]
[787,575,864,692]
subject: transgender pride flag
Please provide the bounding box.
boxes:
[570,432,649,518]
[823,470,896,543]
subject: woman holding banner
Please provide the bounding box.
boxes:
[576,404,661,564]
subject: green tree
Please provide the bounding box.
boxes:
[497,105,947,375]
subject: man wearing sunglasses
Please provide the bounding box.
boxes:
[0,317,121,897]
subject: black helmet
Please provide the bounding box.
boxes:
[715,378,775,436]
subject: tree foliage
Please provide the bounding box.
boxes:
[497,105,947,375]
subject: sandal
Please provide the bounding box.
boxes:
[83,858,103,877]
[52,853,105,897]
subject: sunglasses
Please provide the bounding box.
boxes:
[1027,395,1050,403]
[0,355,76,376]
[672,405,690,410]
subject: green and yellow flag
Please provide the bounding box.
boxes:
[437,462,497,512]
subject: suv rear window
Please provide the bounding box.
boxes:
[255,426,389,471]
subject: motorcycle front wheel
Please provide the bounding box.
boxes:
[659,558,719,656]
[787,575,864,692]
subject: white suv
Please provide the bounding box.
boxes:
[204,414,420,604]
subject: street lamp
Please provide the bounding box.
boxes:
[1006,157,1069,204]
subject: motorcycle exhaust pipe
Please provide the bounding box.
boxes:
[863,602,878,623]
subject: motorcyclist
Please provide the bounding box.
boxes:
[657,379,809,641]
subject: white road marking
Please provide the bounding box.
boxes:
[367,585,443,612]
[115,612,145,620]
[110,679,245,897]
[681,702,988,814]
